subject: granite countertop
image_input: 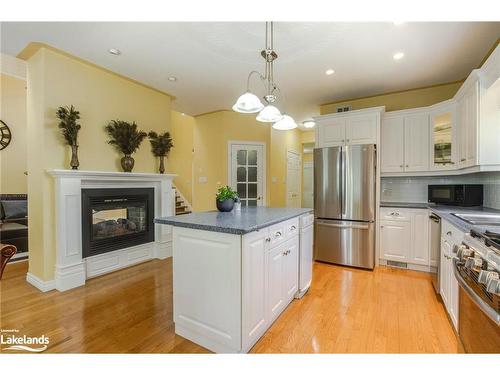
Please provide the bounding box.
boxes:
[155,207,313,235]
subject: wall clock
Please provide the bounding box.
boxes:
[0,120,12,150]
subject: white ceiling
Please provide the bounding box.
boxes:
[1,22,499,128]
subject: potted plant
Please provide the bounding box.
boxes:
[56,105,81,170]
[216,185,238,212]
[105,120,147,172]
[148,131,174,174]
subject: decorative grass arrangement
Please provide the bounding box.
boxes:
[56,105,81,170]
[105,120,147,172]
[148,131,174,174]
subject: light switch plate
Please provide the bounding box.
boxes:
[198,176,208,184]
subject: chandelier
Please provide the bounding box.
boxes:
[232,22,297,130]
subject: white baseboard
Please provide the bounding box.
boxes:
[154,241,172,259]
[55,262,86,292]
[26,272,56,292]
[379,258,431,273]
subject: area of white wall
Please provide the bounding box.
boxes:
[381,172,500,209]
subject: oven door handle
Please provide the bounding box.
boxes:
[453,258,500,326]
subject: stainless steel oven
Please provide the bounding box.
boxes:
[454,234,500,353]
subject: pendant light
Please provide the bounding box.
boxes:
[233,22,298,128]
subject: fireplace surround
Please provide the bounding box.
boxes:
[27,170,176,292]
[82,187,155,258]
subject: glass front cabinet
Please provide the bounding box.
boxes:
[430,100,457,170]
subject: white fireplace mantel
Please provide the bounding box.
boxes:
[32,169,177,292]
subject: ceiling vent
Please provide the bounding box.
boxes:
[336,105,352,113]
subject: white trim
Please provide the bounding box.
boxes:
[227,141,267,206]
[26,273,56,292]
[381,164,500,177]
[313,106,385,121]
[0,53,27,80]
[47,169,177,180]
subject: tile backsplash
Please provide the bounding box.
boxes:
[381,172,500,209]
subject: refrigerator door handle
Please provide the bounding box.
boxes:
[316,221,370,230]
[341,146,346,217]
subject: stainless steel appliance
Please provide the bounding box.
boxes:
[313,145,376,269]
[428,184,483,206]
[454,228,500,353]
[429,213,441,293]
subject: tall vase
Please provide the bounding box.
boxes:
[70,144,79,170]
[121,154,135,172]
[159,156,165,174]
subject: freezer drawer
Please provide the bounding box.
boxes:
[314,219,375,269]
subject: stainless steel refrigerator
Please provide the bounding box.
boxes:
[314,145,376,269]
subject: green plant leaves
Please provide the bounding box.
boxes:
[216,185,238,202]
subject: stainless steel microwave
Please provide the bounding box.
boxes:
[428,184,483,206]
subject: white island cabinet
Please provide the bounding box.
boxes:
[156,207,313,353]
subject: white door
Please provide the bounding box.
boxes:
[404,113,429,171]
[409,210,430,265]
[302,161,313,208]
[242,229,268,351]
[345,114,377,145]
[380,220,411,261]
[283,237,299,302]
[381,117,405,172]
[286,151,301,208]
[267,244,285,323]
[229,142,265,207]
[317,118,346,147]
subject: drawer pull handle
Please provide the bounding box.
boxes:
[290,225,297,230]
[265,237,271,242]
[275,231,282,238]
[447,231,452,236]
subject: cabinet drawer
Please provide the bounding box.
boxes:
[268,222,287,248]
[285,217,299,238]
[300,213,314,227]
[380,207,411,221]
[441,218,465,244]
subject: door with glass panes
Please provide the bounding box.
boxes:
[229,142,265,207]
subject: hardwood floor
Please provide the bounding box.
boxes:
[0,259,460,353]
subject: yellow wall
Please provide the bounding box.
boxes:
[300,130,315,144]
[0,74,27,193]
[269,128,302,207]
[192,110,271,211]
[169,111,194,203]
[320,81,463,114]
[26,48,172,281]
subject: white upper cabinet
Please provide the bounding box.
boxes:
[457,78,479,168]
[381,110,429,173]
[404,113,429,172]
[345,114,378,145]
[429,100,457,170]
[381,117,405,172]
[316,118,346,147]
[315,107,383,148]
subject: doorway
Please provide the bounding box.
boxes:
[228,141,266,207]
[286,150,301,208]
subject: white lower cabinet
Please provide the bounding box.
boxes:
[380,207,430,267]
[439,219,463,331]
[242,218,301,352]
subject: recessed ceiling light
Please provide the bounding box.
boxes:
[393,52,405,60]
[303,120,315,128]
[108,48,121,56]
[393,21,405,26]
[325,69,335,75]
[168,76,177,82]
[181,112,186,116]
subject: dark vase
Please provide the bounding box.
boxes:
[70,144,79,170]
[216,198,234,212]
[121,154,135,172]
[159,156,165,174]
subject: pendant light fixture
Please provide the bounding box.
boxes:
[232,22,296,130]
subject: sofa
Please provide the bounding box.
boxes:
[0,194,28,256]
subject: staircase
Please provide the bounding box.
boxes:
[173,186,192,216]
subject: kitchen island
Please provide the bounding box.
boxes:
[155,207,313,353]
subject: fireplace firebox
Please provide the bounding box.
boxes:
[82,188,155,258]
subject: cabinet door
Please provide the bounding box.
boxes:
[440,238,451,310]
[409,210,430,265]
[380,220,411,261]
[267,244,285,324]
[404,113,429,171]
[381,117,405,172]
[465,83,478,167]
[430,107,456,170]
[317,118,346,147]
[449,257,459,330]
[345,114,377,145]
[299,224,314,293]
[283,237,299,302]
[242,230,269,351]
[458,96,468,167]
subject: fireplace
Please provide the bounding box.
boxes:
[82,188,155,258]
